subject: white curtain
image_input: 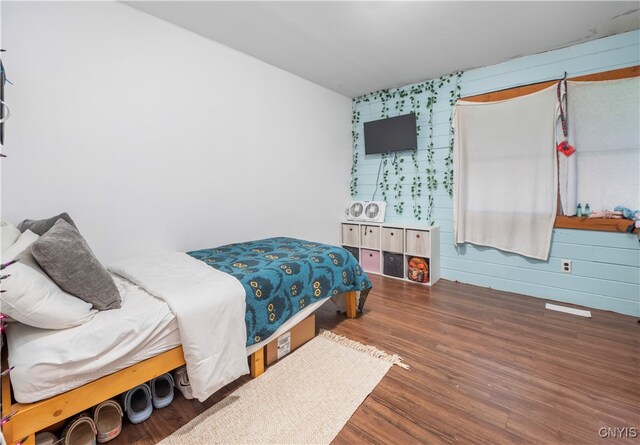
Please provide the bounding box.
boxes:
[453,86,558,260]
[559,77,640,215]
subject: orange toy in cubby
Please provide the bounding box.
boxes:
[407,257,429,283]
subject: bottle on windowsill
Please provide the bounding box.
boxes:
[576,203,582,217]
[584,203,591,217]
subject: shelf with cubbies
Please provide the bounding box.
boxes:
[340,221,440,286]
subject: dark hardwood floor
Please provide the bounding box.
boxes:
[112,275,639,444]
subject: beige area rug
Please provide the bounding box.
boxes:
[160,330,409,445]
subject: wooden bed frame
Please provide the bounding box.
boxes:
[1,291,357,445]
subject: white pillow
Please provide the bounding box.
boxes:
[1,259,97,330]
[1,221,21,253]
[2,230,39,261]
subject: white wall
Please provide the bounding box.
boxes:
[0,1,352,264]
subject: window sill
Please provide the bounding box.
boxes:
[554,216,635,233]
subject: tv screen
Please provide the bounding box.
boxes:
[363,113,417,155]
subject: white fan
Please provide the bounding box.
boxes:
[363,201,386,223]
[347,201,365,221]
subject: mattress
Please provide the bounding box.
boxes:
[6,276,181,403]
[7,275,334,403]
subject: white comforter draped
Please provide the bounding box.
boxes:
[109,253,249,401]
[453,86,558,260]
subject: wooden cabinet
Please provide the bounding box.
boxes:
[340,221,440,286]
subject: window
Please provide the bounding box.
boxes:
[461,66,640,233]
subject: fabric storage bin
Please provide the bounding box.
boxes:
[381,227,403,253]
[383,252,404,278]
[343,245,359,262]
[405,229,431,256]
[341,223,359,246]
[361,225,380,249]
[361,249,381,274]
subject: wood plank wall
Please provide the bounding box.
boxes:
[462,65,639,102]
[351,31,640,316]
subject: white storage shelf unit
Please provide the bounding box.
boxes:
[340,222,440,286]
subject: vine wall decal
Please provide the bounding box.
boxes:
[444,71,463,197]
[425,80,437,224]
[350,108,360,197]
[350,70,463,224]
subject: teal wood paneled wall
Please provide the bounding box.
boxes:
[351,30,640,316]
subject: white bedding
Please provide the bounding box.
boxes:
[7,276,181,403]
[7,274,330,404]
[109,253,248,402]
[9,253,336,404]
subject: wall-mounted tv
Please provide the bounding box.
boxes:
[363,113,417,155]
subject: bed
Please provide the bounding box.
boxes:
[2,237,371,445]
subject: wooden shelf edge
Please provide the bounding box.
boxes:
[554,216,635,233]
[462,66,639,102]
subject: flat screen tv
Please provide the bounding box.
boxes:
[363,113,417,155]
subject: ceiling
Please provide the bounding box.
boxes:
[125,1,640,98]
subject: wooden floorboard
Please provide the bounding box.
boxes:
[109,275,639,444]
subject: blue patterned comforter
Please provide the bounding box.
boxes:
[188,237,372,346]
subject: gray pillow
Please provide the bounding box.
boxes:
[18,212,77,235]
[31,219,121,310]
